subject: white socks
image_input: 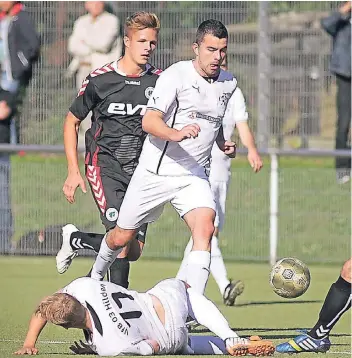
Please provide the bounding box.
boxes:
[91,235,121,280]
[177,236,230,295]
[176,239,193,281]
[187,336,248,355]
[186,251,210,294]
[210,236,230,295]
[186,287,238,341]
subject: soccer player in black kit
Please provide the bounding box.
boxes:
[57,12,162,288]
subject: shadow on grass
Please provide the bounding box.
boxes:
[235,300,322,307]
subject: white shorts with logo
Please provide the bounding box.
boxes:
[147,279,189,354]
[209,179,230,231]
[116,165,216,230]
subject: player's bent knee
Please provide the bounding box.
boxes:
[201,221,215,238]
[341,258,352,282]
[192,218,215,238]
[108,227,136,249]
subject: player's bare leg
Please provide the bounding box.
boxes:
[90,226,136,280]
[182,207,215,294]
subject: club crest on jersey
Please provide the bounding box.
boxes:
[219,92,232,112]
[106,208,118,222]
[145,86,154,99]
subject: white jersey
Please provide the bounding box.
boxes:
[209,87,248,182]
[61,278,166,356]
[138,60,238,177]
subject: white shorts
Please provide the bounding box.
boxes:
[147,279,189,354]
[209,179,229,231]
[116,165,216,229]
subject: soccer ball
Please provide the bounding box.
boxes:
[270,258,310,298]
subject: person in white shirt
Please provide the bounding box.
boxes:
[90,20,238,296]
[14,277,275,356]
[176,57,263,307]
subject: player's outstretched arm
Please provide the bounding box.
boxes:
[236,121,263,172]
[63,111,87,203]
[142,109,200,142]
[14,313,47,355]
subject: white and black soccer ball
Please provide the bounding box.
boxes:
[270,257,311,299]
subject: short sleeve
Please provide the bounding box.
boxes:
[227,87,248,123]
[146,64,182,114]
[69,75,99,120]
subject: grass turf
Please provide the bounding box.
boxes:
[0,257,350,357]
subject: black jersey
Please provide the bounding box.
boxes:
[70,61,161,176]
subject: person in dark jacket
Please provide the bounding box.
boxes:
[321,2,351,184]
[0,1,40,143]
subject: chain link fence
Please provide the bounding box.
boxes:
[19,1,339,149]
[2,152,350,264]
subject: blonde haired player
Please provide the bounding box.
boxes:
[177,56,263,306]
[58,12,162,288]
[14,277,274,356]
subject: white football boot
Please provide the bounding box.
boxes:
[56,224,79,274]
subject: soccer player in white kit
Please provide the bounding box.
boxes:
[89,20,240,295]
[14,277,275,356]
[177,57,263,306]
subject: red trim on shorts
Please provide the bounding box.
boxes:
[86,166,107,214]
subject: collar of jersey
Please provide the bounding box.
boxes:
[113,59,151,78]
[190,60,221,85]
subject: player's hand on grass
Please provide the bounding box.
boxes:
[170,124,200,142]
[69,340,96,355]
[63,171,87,203]
[247,149,263,173]
[14,346,38,355]
[221,140,237,158]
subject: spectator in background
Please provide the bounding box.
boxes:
[321,2,351,184]
[0,1,40,144]
[0,88,16,253]
[67,1,122,149]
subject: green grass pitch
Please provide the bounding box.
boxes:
[0,257,350,357]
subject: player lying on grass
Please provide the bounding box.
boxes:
[15,277,275,356]
[276,257,351,354]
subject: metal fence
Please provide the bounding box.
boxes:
[19,1,340,149]
[0,146,350,264]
